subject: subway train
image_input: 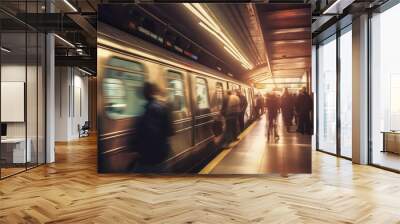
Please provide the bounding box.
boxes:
[97,23,256,173]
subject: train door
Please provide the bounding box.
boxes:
[192,75,214,147]
[208,80,225,144]
[98,53,147,172]
[164,69,194,161]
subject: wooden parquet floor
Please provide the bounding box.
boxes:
[1,135,400,223]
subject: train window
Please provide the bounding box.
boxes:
[215,82,224,110]
[103,57,146,119]
[107,57,144,71]
[166,71,186,112]
[195,77,210,109]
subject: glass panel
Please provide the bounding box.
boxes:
[196,78,209,109]
[38,33,45,165]
[103,58,146,119]
[340,28,352,158]
[27,31,38,168]
[166,71,186,112]
[371,4,400,171]
[1,30,28,177]
[317,35,337,154]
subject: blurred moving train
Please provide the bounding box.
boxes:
[97,23,256,173]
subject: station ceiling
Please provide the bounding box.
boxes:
[0,1,311,87]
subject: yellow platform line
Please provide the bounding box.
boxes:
[199,121,258,174]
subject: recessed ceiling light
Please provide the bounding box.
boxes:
[54,34,75,48]
[78,67,93,76]
[63,0,78,12]
[1,47,11,53]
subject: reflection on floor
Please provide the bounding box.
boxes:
[1,134,400,222]
[1,162,46,179]
[0,167,26,178]
[210,114,311,174]
[373,151,400,170]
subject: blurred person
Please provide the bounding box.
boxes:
[296,87,313,134]
[290,93,297,125]
[237,90,248,132]
[276,93,282,114]
[222,90,241,146]
[265,92,280,141]
[254,94,259,118]
[281,88,294,129]
[255,94,264,119]
[133,82,174,173]
[294,92,301,126]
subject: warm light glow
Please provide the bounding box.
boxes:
[184,3,253,70]
[63,0,78,12]
[54,34,75,48]
[272,28,309,34]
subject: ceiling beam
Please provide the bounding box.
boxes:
[264,8,310,19]
[67,14,96,38]
[271,57,310,63]
[55,55,96,68]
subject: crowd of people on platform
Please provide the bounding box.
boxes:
[220,86,313,146]
[253,87,313,139]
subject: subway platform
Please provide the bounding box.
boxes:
[201,114,312,174]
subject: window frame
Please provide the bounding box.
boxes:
[165,69,188,114]
[195,76,211,113]
[214,81,225,111]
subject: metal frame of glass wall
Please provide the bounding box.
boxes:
[0,0,47,179]
[315,22,353,160]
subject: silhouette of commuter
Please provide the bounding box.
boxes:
[133,82,173,173]
[266,92,280,141]
[222,90,240,146]
[255,94,264,119]
[281,88,294,129]
[237,90,248,132]
[296,87,313,134]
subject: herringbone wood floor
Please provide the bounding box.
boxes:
[1,135,400,223]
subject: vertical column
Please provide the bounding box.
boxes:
[88,76,97,132]
[311,45,317,151]
[352,14,369,164]
[46,1,55,163]
[336,30,341,157]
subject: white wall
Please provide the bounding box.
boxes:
[1,63,45,164]
[1,65,26,139]
[55,67,89,141]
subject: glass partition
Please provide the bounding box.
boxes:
[371,3,400,171]
[339,27,352,158]
[1,30,28,177]
[27,31,38,169]
[0,2,46,179]
[317,35,337,154]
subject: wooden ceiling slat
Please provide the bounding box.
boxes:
[256,4,311,83]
